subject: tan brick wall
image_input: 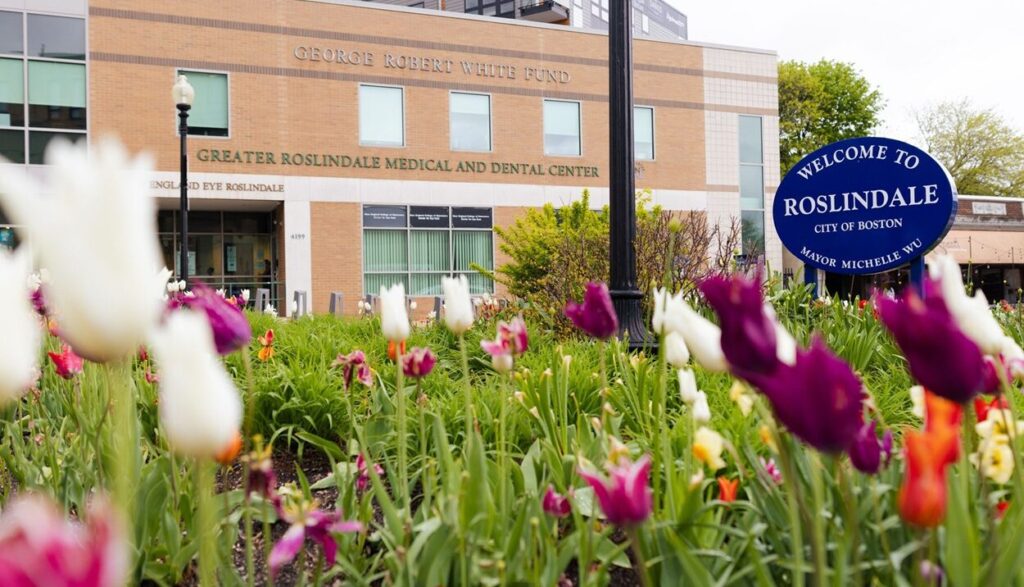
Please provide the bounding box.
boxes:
[86,0,718,191]
[309,201,362,314]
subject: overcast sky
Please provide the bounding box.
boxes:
[670,1,1024,143]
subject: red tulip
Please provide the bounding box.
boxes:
[974,395,1009,423]
[48,344,84,379]
[717,476,739,503]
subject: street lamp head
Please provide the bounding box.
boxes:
[172,74,195,107]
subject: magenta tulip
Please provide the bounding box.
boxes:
[355,453,384,492]
[751,336,865,453]
[402,347,436,379]
[333,350,373,389]
[847,420,893,474]
[48,343,84,379]
[876,283,985,403]
[564,282,619,339]
[699,273,779,377]
[180,281,253,355]
[577,455,652,527]
[542,485,572,518]
[269,505,363,576]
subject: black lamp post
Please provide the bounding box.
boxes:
[172,74,195,286]
[608,0,650,348]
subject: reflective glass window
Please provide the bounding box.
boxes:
[27,61,86,129]
[0,12,22,56]
[450,92,491,152]
[178,70,229,137]
[544,100,581,156]
[359,85,404,147]
[27,14,85,60]
[634,106,654,160]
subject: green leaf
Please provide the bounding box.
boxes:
[944,466,979,587]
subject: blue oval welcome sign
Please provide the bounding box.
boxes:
[773,137,957,275]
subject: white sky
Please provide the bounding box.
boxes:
[670,1,1024,143]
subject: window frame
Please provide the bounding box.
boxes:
[634,104,655,161]
[361,204,496,296]
[0,10,89,166]
[542,98,583,158]
[448,90,493,153]
[175,68,231,140]
[358,83,406,148]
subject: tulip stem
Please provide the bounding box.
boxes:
[243,458,256,587]
[809,453,828,587]
[195,459,217,586]
[105,362,139,571]
[626,527,650,587]
[498,374,509,517]
[262,497,275,587]
[459,334,474,446]
[395,347,409,514]
[242,351,256,445]
[775,431,806,587]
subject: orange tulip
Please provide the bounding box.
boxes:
[923,389,962,466]
[717,476,739,503]
[257,329,275,362]
[387,340,406,362]
[215,430,243,466]
[898,429,953,528]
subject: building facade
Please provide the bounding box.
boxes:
[0,0,779,315]
[362,0,687,41]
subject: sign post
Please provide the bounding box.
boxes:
[774,137,957,298]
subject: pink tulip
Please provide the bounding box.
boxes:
[0,494,127,587]
[333,350,372,389]
[270,495,362,576]
[542,485,571,518]
[355,453,384,492]
[481,317,528,372]
[47,344,84,379]
[577,455,652,527]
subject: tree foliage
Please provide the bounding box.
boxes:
[917,99,1024,197]
[778,59,883,174]
[493,190,741,333]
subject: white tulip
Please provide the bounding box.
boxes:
[0,251,40,404]
[291,300,298,316]
[441,275,474,334]
[692,391,712,425]
[651,287,687,336]
[263,304,277,316]
[150,311,241,458]
[411,300,419,311]
[240,289,251,305]
[492,353,514,373]
[678,303,729,372]
[664,331,690,368]
[215,288,226,298]
[0,139,164,362]
[929,254,1005,354]
[678,368,699,404]
[379,283,410,342]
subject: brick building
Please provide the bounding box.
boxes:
[0,0,781,314]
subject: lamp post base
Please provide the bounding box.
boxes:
[610,287,653,351]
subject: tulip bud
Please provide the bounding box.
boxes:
[150,312,243,459]
[0,251,40,403]
[379,283,410,343]
[678,368,699,404]
[692,391,711,425]
[664,331,690,368]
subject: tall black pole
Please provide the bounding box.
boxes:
[608,0,649,348]
[177,104,190,286]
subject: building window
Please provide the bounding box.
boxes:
[450,92,491,152]
[464,0,515,18]
[739,115,764,257]
[359,85,404,147]
[634,106,654,160]
[362,205,494,296]
[0,11,86,165]
[544,99,581,157]
[158,210,279,307]
[641,13,650,34]
[177,70,229,137]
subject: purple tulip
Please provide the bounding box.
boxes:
[699,273,779,377]
[402,347,436,379]
[876,283,985,403]
[542,485,572,518]
[181,281,253,355]
[269,505,363,576]
[333,350,373,389]
[355,453,384,492]
[847,420,893,474]
[577,455,652,527]
[30,286,47,317]
[752,336,865,453]
[564,282,619,339]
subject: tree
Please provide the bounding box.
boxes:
[778,60,883,174]
[916,99,1024,197]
